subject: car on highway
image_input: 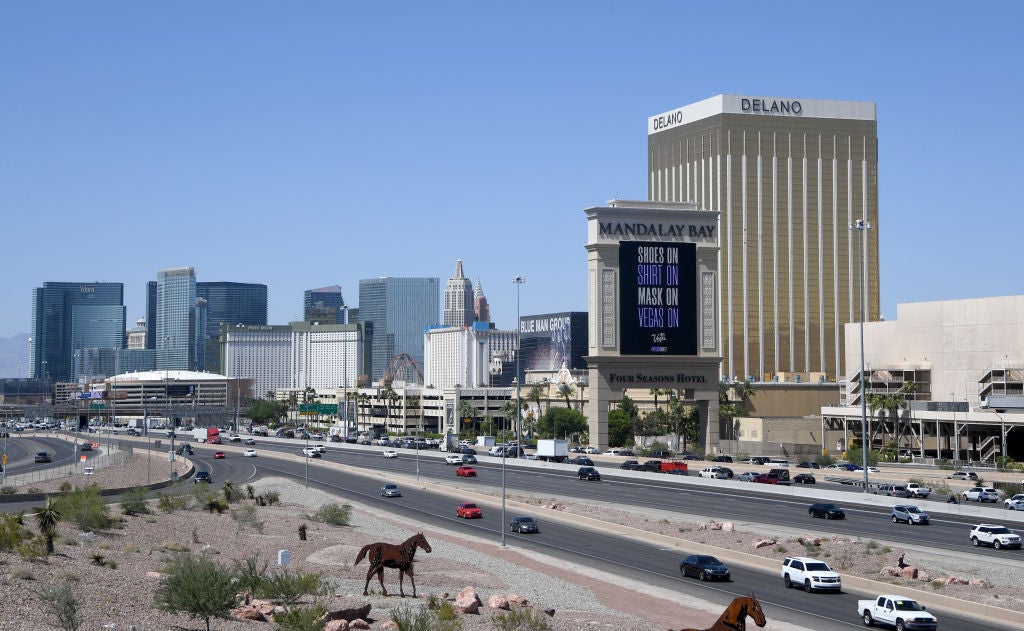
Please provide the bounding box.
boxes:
[243,437,256,445]
[577,466,601,481]
[808,503,845,519]
[781,556,842,593]
[796,461,820,469]
[456,465,477,477]
[79,442,93,452]
[194,471,212,484]
[1005,494,1024,510]
[34,451,52,463]
[679,554,731,582]
[459,447,477,455]
[301,447,321,458]
[456,502,482,518]
[875,484,911,498]
[792,473,816,484]
[445,454,465,464]
[228,434,241,442]
[175,444,194,456]
[619,459,640,470]
[583,446,601,454]
[710,455,733,463]
[214,451,226,459]
[568,456,594,466]
[699,466,729,479]
[961,487,998,503]
[509,516,539,533]
[857,595,937,631]
[969,524,1022,549]
[948,470,979,481]
[313,444,327,453]
[382,450,398,459]
[891,504,929,525]
[752,473,778,484]
[242,449,257,457]
[380,483,402,498]
[736,471,759,482]
[460,454,477,464]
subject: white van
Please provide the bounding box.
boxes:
[765,458,790,467]
[604,448,625,456]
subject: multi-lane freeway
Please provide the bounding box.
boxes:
[4,434,1022,631]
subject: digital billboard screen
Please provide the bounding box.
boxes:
[618,241,697,355]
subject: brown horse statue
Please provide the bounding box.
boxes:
[673,594,766,631]
[354,532,432,597]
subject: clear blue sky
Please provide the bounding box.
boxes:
[3,2,1021,339]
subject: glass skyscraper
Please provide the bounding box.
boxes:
[358,277,439,381]
[198,281,268,373]
[304,285,346,324]
[31,281,125,382]
[156,267,196,371]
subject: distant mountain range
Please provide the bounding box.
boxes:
[0,333,31,379]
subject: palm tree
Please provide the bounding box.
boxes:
[33,497,63,555]
[355,392,370,431]
[557,384,576,408]
[528,385,545,418]
[458,400,477,435]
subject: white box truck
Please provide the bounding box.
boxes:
[536,439,568,462]
[476,436,496,448]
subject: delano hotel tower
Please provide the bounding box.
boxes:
[648,95,879,383]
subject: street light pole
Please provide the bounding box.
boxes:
[512,276,525,455]
[850,219,872,492]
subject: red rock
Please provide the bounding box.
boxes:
[324,620,349,631]
[798,535,820,546]
[232,606,266,621]
[508,593,529,607]
[380,622,398,630]
[488,594,510,610]
[349,619,370,629]
[754,538,776,549]
[900,567,918,579]
[880,566,901,577]
[455,586,482,614]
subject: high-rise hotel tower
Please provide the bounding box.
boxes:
[648,94,879,383]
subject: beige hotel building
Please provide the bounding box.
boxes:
[648,94,880,384]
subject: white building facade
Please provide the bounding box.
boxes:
[423,323,517,389]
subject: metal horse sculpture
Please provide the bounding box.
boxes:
[354,532,432,597]
[674,594,767,631]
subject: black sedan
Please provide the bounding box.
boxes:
[793,473,816,484]
[808,502,845,519]
[679,555,731,581]
[577,466,601,481]
[509,516,540,533]
[568,456,594,466]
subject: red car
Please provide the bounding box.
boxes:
[214,452,225,459]
[752,473,778,484]
[456,465,477,477]
[456,502,483,518]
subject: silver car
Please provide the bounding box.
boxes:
[891,504,929,525]
[380,483,402,498]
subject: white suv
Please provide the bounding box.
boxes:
[969,524,1022,550]
[961,487,999,503]
[781,556,842,593]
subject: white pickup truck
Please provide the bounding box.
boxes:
[858,594,937,630]
[903,483,931,498]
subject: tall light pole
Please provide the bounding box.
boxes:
[512,276,525,454]
[850,219,872,492]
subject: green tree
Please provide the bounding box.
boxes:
[635,409,667,447]
[556,383,576,408]
[537,407,587,439]
[32,497,63,555]
[457,399,477,434]
[247,399,288,425]
[607,409,632,448]
[154,553,238,631]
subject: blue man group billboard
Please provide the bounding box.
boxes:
[618,241,697,355]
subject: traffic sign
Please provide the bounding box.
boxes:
[319,404,338,415]
[89,402,106,409]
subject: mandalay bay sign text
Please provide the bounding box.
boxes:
[619,241,697,356]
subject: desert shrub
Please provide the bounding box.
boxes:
[205,498,228,514]
[120,487,152,516]
[259,568,330,609]
[992,480,1018,499]
[271,605,328,630]
[491,606,549,631]
[162,542,190,552]
[230,504,264,533]
[304,503,351,527]
[815,453,836,466]
[153,553,238,631]
[0,485,18,495]
[53,485,113,532]
[35,584,83,631]
[263,490,281,505]
[246,484,256,500]
[15,535,48,560]
[156,492,189,513]
[232,552,270,596]
[221,481,242,504]
[389,603,438,631]
[0,512,30,551]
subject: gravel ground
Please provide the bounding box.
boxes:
[1,449,1022,630]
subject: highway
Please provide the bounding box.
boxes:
[4,433,1022,630]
